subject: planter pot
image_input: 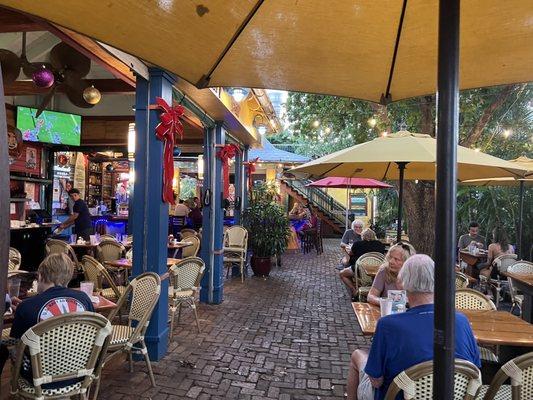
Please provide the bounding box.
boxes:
[251,255,272,276]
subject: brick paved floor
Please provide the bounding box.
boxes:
[2,239,369,399]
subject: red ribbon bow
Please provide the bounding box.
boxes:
[152,97,184,205]
[245,157,259,192]
[216,144,241,198]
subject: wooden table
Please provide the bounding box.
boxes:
[503,271,533,323]
[362,264,380,278]
[168,241,193,258]
[459,250,487,278]
[104,257,181,269]
[351,302,533,348]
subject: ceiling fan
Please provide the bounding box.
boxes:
[0,33,97,116]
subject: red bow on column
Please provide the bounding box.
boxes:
[216,144,241,198]
[151,97,184,205]
[245,157,259,192]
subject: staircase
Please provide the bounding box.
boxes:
[281,179,346,235]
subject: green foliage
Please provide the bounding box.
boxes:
[243,184,291,258]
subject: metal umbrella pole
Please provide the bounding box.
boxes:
[434,0,460,398]
[518,180,525,259]
[395,162,407,243]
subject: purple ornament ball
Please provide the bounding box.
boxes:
[32,67,55,88]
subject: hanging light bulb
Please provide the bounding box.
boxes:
[503,129,512,138]
[367,117,377,128]
[325,127,331,134]
[257,125,267,135]
[230,88,246,102]
[312,120,320,128]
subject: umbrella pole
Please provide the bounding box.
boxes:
[395,162,407,242]
[434,0,460,399]
[518,180,524,259]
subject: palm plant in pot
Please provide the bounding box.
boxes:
[243,184,291,276]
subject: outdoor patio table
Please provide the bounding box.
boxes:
[459,250,488,279]
[502,271,533,323]
[351,302,533,348]
[105,258,181,269]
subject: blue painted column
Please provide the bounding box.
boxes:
[131,68,173,360]
[200,123,225,304]
[242,145,250,210]
[233,149,243,224]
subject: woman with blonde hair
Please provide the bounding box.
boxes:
[367,242,416,307]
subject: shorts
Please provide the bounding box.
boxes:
[357,370,374,400]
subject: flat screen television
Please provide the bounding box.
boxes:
[16,106,82,146]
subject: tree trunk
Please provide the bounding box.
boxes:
[404,181,436,256]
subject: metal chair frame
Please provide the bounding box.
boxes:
[223,226,248,282]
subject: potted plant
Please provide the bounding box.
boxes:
[243,184,291,276]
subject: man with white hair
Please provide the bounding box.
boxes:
[340,220,364,267]
[346,254,480,400]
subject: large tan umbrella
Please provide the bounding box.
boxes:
[291,131,528,240]
[461,156,532,258]
[0,1,531,103]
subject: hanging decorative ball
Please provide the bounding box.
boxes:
[83,85,102,105]
[173,147,182,157]
[32,65,55,88]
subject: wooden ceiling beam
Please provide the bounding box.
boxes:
[3,79,135,96]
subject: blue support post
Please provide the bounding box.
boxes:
[234,150,243,224]
[131,68,174,360]
[200,127,213,302]
[242,145,250,210]
[200,123,225,304]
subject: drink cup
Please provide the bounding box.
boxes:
[116,233,121,242]
[89,235,97,245]
[70,234,77,244]
[80,281,94,297]
[379,297,393,317]
[8,278,21,298]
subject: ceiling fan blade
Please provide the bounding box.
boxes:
[65,79,94,109]
[0,49,21,84]
[50,42,91,77]
[35,85,58,118]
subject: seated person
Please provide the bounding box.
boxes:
[367,243,415,307]
[346,254,480,400]
[288,202,303,220]
[479,226,515,279]
[458,221,485,250]
[339,228,385,300]
[0,253,94,383]
[340,220,364,268]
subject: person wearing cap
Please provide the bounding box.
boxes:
[57,188,93,241]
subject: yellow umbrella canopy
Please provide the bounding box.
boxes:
[461,156,533,186]
[1,0,532,103]
[290,132,529,181]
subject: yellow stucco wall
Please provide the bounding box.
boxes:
[324,188,373,227]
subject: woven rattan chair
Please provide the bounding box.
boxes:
[355,253,383,302]
[125,248,133,261]
[455,288,498,362]
[480,254,519,307]
[476,351,533,400]
[507,261,533,316]
[179,229,197,240]
[45,239,80,268]
[168,257,206,336]
[456,272,470,289]
[9,247,22,270]
[99,234,117,241]
[96,239,125,263]
[384,359,481,400]
[223,226,248,283]
[10,312,111,400]
[182,235,201,259]
[92,272,161,399]
[81,255,127,301]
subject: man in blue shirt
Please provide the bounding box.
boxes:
[346,254,480,400]
[0,253,94,384]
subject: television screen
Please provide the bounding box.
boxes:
[16,106,82,146]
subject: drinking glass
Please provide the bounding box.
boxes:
[70,234,77,244]
[379,297,393,317]
[8,278,21,298]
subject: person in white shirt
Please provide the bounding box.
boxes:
[173,199,190,217]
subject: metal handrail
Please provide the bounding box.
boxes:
[284,179,346,226]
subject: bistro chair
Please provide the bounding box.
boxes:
[476,351,533,400]
[181,236,201,259]
[96,239,125,263]
[179,228,197,240]
[10,312,111,400]
[168,257,206,336]
[81,255,127,301]
[355,253,383,302]
[507,261,533,316]
[99,234,118,241]
[92,272,161,399]
[480,254,518,307]
[456,272,470,289]
[9,247,22,270]
[455,288,498,363]
[384,359,481,400]
[223,226,248,282]
[45,239,80,269]
[125,248,133,261]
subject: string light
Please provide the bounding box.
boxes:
[325,127,331,134]
[312,120,320,128]
[503,129,512,138]
[367,117,377,128]
[381,131,388,137]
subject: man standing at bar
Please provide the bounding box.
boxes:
[57,188,93,241]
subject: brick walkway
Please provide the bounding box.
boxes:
[3,239,369,399]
